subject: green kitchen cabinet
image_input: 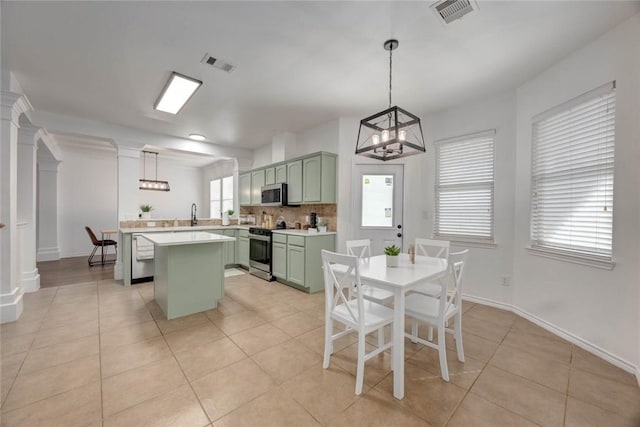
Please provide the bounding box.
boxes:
[211,230,237,266]
[272,232,335,293]
[286,245,306,287]
[237,230,249,268]
[272,242,287,280]
[239,173,251,206]
[275,164,287,183]
[265,167,276,185]
[303,153,336,203]
[287,160,303,204]
[251,169,265,205]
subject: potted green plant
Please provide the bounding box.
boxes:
[384,244,401,267]
[140,204,153,219]
[317,218,328,233]
[222,209,234,226]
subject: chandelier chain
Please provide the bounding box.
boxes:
[388,47,393,108]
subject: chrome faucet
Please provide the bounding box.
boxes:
[191,203,197,226]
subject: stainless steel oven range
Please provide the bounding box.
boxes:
[248,227,274,281]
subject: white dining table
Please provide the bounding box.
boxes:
[355,253,448,400]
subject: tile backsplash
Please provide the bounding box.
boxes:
[119,218,236,228]
[240,204,337,231]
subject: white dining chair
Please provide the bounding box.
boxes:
[404,249,468,381]
[414,238,450,258]
[321,249,394,395]
[346,239,395,304]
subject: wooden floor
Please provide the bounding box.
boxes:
[37,256,115,288]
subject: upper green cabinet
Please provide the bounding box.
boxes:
[265,167,276,185]
[287,160,303,204]
[239,173,251,206]
[275,164,287,184]
[239,152,336,206]
[303,153,336,204]
[251,170,265,205]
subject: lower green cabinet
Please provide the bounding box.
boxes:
[272,232,335,293]
[211,230,237,267]
[286,245,306,287]
[272,242,287,279]
[238,236,249,268]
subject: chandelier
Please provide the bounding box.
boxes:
[139,151,170,192]
[355,39,426,161]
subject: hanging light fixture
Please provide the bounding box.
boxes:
[139,151,170,192]
[355,39,426,161]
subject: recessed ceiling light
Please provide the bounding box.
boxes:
[189,133,206,141]
[154,72,202,114]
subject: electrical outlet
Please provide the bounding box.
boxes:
[501,275,510,286]
[147,221,156,227]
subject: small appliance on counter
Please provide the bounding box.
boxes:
[275,216,286,229]
[309,212,317,229]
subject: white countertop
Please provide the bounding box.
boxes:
[120,225,250,233]
[140,231,235,246]
[272,229,336,236]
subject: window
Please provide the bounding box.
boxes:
[210,175,234,218]
[435,130,495,243]
[530,82,615,265]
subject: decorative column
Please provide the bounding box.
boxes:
[17,125,41,292]
[113,145,141,280]
[1,90,32,323]
[37,160,61,262]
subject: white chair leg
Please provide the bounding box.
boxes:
[428,326,434,342]
[455,312,465,362]
[323,318,333,369]
[355,334,366,395]
[411,319,418,344]
[437,325,449,382]
[389,327,393,370]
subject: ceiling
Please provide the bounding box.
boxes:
[3,1,639,150]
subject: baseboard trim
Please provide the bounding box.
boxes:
[462,293,639,376]
[0,290,24,323]
[21,268,40,293]
[37,247,60,262]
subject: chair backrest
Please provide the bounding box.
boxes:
[415,238,449,259]
[345,239,372,259]
[321,249,364,326]
[445,249,469,312]
[85,226,100,245]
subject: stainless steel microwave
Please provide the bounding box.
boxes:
[261,183,288,206]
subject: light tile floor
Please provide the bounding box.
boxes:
[1,271,639,426]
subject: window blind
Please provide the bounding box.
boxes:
[435,131,495,241]
[531,82,615,259]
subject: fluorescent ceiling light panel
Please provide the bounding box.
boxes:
[154,72,202,114]
[189,133,206,141]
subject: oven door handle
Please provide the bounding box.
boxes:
[249,234,271,242]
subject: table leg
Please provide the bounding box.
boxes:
[392,288,405,400]
[101,243,105,266]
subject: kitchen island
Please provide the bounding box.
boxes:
[140,231,235,319]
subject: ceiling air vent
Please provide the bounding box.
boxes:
[430,0,479,24]
[201,53,236,73]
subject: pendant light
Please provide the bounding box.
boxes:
[355,39,426,161]
[139,151,170,191]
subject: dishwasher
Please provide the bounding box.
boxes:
[132,234,154,284]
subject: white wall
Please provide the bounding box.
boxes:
[137,156,204,220]
[57,142,118,257]
[252,144,272,169]
[426,91,518,305]
[513,14,640,370]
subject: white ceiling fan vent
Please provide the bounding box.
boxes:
[430,0,479,24]
[201,53,236,73]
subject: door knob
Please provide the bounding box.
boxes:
[397,233,402,238]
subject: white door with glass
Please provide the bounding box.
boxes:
[353,164,404,255]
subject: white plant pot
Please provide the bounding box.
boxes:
[141,212,151,220]
[318,226,327,233]
[386,255,399,267]
[222,211,230,226]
